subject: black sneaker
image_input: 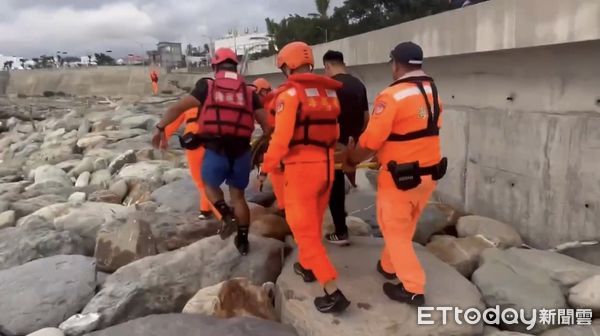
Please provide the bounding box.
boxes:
[293,262,316,283]
[324,232,350,246]
[234,226,249,256]
[314,289,351,313]
[218,213,238,240]
[383,282,425,307]
[198,211,213,220]
[377,260,396,280]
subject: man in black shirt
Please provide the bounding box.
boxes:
[322,50,370,245]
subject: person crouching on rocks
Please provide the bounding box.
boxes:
[152,48,269,256]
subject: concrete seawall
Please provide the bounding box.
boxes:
[3,0,599,248]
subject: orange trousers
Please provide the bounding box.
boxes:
[186,147,212,213]
[270,169,285,210]
[285,161,337,285]
[152,81,159,95]
[378,173,435,294]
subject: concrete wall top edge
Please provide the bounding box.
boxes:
[245,0,600,76]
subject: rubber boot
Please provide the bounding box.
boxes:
[314,289,351,313]
[215,200,238,240]
[235,225,249,256]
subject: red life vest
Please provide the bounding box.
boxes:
[280,73,342,149]
[150,72,158,82]
[199,71,255,138]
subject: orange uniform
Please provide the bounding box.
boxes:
[164,108,212,213]
[261,92,285,210]
[150,70,159,95]
[358,70,443,294]
[263,73,342,285]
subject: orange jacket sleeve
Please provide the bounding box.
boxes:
[262,89,299,173]
[358,93,396,151]
[164,111,186,139]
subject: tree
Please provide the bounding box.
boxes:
[94,53,116,66]
[315,0,330,18]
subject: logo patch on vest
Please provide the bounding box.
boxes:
[276,102,285,114]
[418,107,428,119]
[373,102,386,115]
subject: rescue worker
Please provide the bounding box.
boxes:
[343,41,447,306]
[150,69,159,95]
[163,108,213,219]
[262,41,350,313]
[253,78,286,216]
[152,48,269,256]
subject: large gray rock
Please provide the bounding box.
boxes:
[426,235,495,277]
[108,150,136,175]
[0,255,96,335]
[0,226,86,270]
[322,214,372,238]
[118,161,172,181]
[568,274,600,312]
[89,169,111,188]
[75,171,91,187]
[11,194,68,217]
[27,328,65,336]
[558,243,600,266]
[472,248,567,334]
[26,145,79,167]
[277,237,485,336]
[162,168,190,184]
[123,179,160,206]
[457,216,523,248]
[251,214,292,241]
[0,200,10,213]
[30,164,73,189]
[0,210,16,229]
[17,202,134,254]
[108,179,128,201]
[415,203,461,245]
[502,248,600,289]
[82,235,284,329]
[151,176,200,213]
[119,115,158,130]
[538,322,600,336]
[69,157,95,177]
[86,314,297,336]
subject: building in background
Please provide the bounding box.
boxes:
[156,42,183,69]
[214,28,271,57]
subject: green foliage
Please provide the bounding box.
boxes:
[94,53,116,66]
[266,0,456,50]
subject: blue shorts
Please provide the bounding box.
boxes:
[202,148,251,190]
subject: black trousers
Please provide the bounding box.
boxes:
[328,170,348,235]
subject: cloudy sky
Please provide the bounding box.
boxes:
[0,0,344,58]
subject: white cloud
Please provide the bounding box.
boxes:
[0,0,345,58]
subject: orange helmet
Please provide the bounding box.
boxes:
[276,41,314,70]
[253,78,271,92]
[211,48,238,65]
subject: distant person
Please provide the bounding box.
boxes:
[322,50,370,245]
[150,69,159,95]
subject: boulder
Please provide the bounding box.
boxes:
[108,179,128,201]
[249,202,268,223]
[246,191,276,208]
[94,217,158,273]
[0,210,16,229]
[26,145,80,167]
[183,278,277,321]
[457,216,522,248]
[88,190,123,204]
[69,157,95,177]
[89,169,111,188]
[0,226,87,270]
[30,164,73,189]
[277,237,485,336]
[414,203,461,244]
[77,135,107,149]
[26,328,65,336]
[86,314,297,336]
[323,214,372,237]
[472,248,567,334]
[0,200,10,212]
[558,243,600,266]
[82,235,285,329]
[484,327,534,336]
[163,168,190,184]
[426,235,495,277]
[119,115,158,130]
[118,161,172,181]
[93,157,108,171]
[56,159,82,172]
[251,214,291,241]
[150,176,199,212]
[538,322,600,336]
[0,255,96,336]
[568,274,600,312]
[68,192,87,203]
[124,179,160,205]
[501,248,600,289]
[344,189,377,228]
[108,149,137,175]
[75,171,91,187]
[60,313,101,336]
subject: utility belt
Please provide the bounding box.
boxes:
[179,133,250,158]
[386,157,447,191]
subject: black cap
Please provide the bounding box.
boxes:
[390,42,423,65]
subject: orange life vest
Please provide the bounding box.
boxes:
[199,71,255,139]
[280,73,342,149]
[150,71,158,82]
